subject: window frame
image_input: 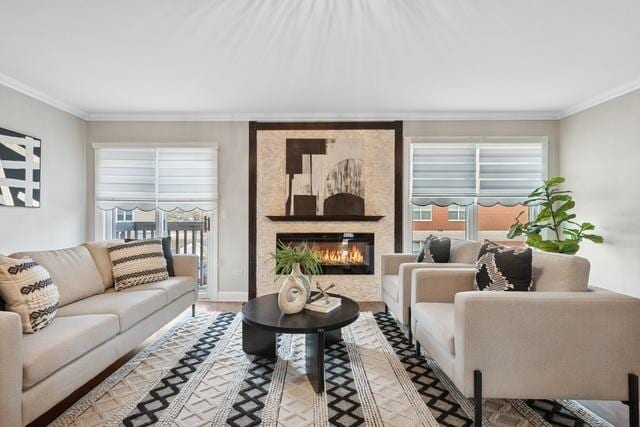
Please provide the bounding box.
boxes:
[412,205,433,221]
[447,205,466,222]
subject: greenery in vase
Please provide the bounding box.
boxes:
[270,240,322,277]
[507,176,604,255]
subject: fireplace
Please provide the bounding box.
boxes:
[276,232,374,275]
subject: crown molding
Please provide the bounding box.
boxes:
[558,76,640,119]
[0,73,89,120]
[85,110,559,122]
[3,72,640,123]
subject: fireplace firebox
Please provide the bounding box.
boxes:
[276,233,374,275]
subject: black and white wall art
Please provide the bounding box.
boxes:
[285,138,364,216]
[0,127,41,208]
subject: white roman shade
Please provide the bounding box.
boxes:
[94,144,218,212]
[410,137,546,207]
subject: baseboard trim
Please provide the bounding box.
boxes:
[216,291,249,302]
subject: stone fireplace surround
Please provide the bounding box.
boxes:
[252,124,400,301]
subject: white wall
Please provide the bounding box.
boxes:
[87,121,248,297]
[0,84,87,253]
[559,89,640,297]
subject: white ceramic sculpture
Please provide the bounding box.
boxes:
[290,262,312,302]
[278,274,308,314]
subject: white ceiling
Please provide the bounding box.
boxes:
[1,0,640,120]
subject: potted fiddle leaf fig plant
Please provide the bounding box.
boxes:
[507,176,603,255]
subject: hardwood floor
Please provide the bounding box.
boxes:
[29,300,627,426]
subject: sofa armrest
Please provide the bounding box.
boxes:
[0,311,22,427]
[381,253,416,276]
[453,289,640,400]
[393,262,474,324]
[411,268,475,305]
[173,254,199,279]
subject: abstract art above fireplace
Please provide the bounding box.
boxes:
[250,121,403,301]
[285,138,364,216]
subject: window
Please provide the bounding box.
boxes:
[478,204,529,247]
[447,205,466,221]
[409,137,546,246]
[115,209,134,222]
[412,240,423,253]
[94,144,218,299]
[412,205,432,221]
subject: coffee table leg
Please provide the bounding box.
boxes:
[305,329,325,393]
[242,319,276,358]
[325,328,342,347]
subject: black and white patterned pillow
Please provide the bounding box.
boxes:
[416,235,451,263]
[125,237,175,277]
[474,240,532,292]
[0,256,60,333]
[108,239,169,291]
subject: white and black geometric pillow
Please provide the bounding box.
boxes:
[474,240,533,292]
[0,256,59,333]
[416,235,451,263]
[108,239,169,291]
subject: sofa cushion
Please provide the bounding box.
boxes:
[22,314,119,389]
[108,240,169,291]
[450,239,482,263]
[381,275,400,302]
[414,302,455,355]
[57,289,166,332]
[532,251,590,292]
[118,276,196,303]
[474,240,533,292]
[83,240,123,289]
[11,246,104,306]
[0,256,59,333]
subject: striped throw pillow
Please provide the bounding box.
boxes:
[0,256,60,333]
[108,239,169,291]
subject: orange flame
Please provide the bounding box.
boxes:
[312,244,365,265]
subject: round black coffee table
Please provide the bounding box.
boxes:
[242,292,360,393]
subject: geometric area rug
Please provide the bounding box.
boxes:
[52,312,612,426]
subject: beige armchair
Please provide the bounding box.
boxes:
[410,251,640,425]
[380,240,481,333]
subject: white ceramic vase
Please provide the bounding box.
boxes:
[290,262,312,302]
[278,274,308,314]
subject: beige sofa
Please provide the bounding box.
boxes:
[0,242,199,426]
[381,239,481,327]
[411,251,640,424]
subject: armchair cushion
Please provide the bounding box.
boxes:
[474,241,532,292]
[414,302,455,354]
[381,275,400,301]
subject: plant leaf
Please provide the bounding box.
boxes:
[558,240,580,255]
[583,234,604,243]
